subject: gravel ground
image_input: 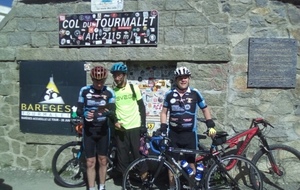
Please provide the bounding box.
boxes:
[0,167,122,190]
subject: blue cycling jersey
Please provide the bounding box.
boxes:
[162,87,207,132]
[77,85,115,128]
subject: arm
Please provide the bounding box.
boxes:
[137,99,146,126]
[134,85,146,127]
[76,87,93,119]
[137,99,147,136]
[201,107,216,136]
[105,103,118,124]
[202,107,212,121]
[76,102,84,117]
[160,107,168,124]
[159,107,169,133]
[195,89,215,130]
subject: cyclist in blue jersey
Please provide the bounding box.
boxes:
[76,66,117,190]
[160,66,216,190]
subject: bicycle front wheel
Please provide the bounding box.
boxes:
[252,144,300,190]
[205,155,263,190]
[122,155,180,190]
[51,141,86,187]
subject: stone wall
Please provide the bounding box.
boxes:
[0,0,299,170]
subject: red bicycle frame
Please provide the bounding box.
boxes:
[196,118,282,174]
[223,127,259,170]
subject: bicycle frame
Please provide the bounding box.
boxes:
[198,118,283,175]
[148,142,239,189]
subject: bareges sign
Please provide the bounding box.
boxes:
[59,10,158,47]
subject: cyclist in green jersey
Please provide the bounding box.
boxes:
[110,62,148,181]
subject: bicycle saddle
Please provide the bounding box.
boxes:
[213,131,228,145]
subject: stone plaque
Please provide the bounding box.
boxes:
[248,38,297,88]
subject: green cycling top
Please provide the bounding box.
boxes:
[113,83,142,130]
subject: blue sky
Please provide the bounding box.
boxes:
[0,0,13,7]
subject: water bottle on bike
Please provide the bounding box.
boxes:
[181,160,194,176]
[195,163,204,181]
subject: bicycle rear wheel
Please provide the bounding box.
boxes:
[122,155,180,190]
[51,141,86,187]
[205,155,263,190]
[252,144,300,190]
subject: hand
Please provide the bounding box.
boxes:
[84,110,95,121]
[159,123,168,136]
[140,126,148,137]
[205,119,215,128]
[114,122,125,131]
[208,128,216,137]
[102,109,112,117]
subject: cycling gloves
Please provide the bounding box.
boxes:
[206,119,216,137]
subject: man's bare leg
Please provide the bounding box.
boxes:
[86,157,96,189]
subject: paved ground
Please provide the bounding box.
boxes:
[0,167,122,190]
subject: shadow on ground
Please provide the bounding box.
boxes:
[0,179,12,190]
[108,169,123,187]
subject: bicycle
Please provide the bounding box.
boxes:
[51,117,117,187]
[202,118,300,190]
[122,131,263,190]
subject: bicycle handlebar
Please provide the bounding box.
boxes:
[145,130,227,155]
[251,118,274,128]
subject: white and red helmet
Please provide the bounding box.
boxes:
[90,66,108,80]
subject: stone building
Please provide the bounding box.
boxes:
[0,0,299,170]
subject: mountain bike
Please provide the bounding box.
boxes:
[122,131,263,190]
[51,117,117,187]
[205,118,300,190]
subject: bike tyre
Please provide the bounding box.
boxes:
[205,155,263,190]
[51,141,86,187]
[122,155,180,190]
[252,144,300,190]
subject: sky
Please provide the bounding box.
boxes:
[0,0,13,7]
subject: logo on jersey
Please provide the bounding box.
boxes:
[186,98,193,103]
[170,98,176,104]
[184,104,191,110]
[99,100,106,106]
[86,93,92,99]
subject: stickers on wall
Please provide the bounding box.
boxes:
[127,63,176,134]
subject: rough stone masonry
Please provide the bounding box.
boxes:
[0,0,299,170]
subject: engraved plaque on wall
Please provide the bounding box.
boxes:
[248,38,297,88]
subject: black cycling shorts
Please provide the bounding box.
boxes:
[168,130,196,163]
[83,127,109,158]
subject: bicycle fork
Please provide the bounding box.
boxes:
[258,133,283,176]
[144,156,169,188]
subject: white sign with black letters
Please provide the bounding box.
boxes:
[91,0,124,12]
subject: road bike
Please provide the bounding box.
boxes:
[122,131,263,190]
[51,117,117,187]
[205,118,300,190]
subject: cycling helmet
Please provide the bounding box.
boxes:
[90,66,108,80]
[110,62,128,74]
[174,66,191,78]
